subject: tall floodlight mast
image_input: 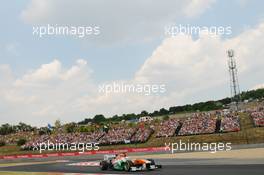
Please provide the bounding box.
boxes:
[227,49,241,110]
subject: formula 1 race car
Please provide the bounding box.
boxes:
[99,153,162,172]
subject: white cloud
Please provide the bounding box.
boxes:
[1,22,264,126]
[15,59,62,86]
[132,22,264,106]
[0,59,96,126]
[183,0,215,17]
[252,84,264,90]
[20,0,215,44]
[79,22,264,116]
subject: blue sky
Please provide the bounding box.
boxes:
[1,0,264,81]
[1,0,264,126]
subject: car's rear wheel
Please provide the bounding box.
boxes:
[100,160,109,170]
[156,164,162,168]
[147,159,162,169]
[147,159,155,165]
[146,159,156,170]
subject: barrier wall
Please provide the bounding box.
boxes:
[0,147,167,160]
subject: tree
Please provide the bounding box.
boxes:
[0,124,14,135]
[140,110,148,116]
[39,127,50,135]
[93,114,106,123]
[17,122,32,132]
[64,122,77,133]
[159,108,169,115]
[54,119,62,129]
[0,141,5,147]
[111,115,120,122]
[123,113,136,121]
[17,139,26,146]
[79,125,91,132]
[78,118,93,125]
[151,110,160,116]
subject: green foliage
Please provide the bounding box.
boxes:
[64,122,77,133]
[240,88,264,101]
[16,138,26,146]
[54,119,62,129]
[163,115,169,121]
[1,88,263,133]
[0,141,5,147]
[38,127,50,135]
[140,110,148,116]
[78,125,95,133]
[93,114,106,123]
[128,122,136,127]
[78,118,93,125]
[76,88,264,124]
[0,124,15,135]
[16,122,33,132]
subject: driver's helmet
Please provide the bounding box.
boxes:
[116,152,127,159]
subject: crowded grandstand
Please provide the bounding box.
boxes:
[248,107,264,127]
[1,107,263,151]
[0,89,264,152]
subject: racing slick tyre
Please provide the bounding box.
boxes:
[123,160,133,172]
[100,160,109,170]
[147,159,155,165]
[147,159,162,170]
[156,164,162,168]
[147,159,155,170]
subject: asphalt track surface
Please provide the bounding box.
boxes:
[0,156,264,175]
